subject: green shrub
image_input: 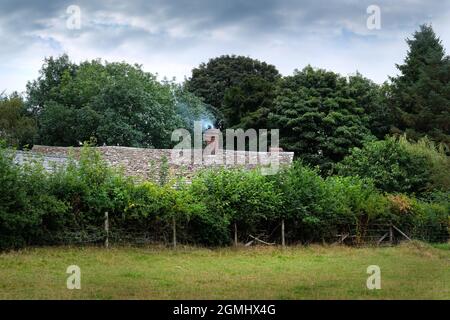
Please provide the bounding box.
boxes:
[0,146,35,249]
[424,191,450,213]
[0,142,447,250]
[47,146,128,227]
[270,162,330,242]
[0,144,68,249]
[273,162,327,219]
[188,168,282,245]
[336,136,442,194]
[410,200,449,242]
[271,162,389,243]
[387,194,449,243]
[320,176,390,244]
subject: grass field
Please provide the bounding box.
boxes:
[0,242,449,300]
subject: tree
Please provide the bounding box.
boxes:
[222,75,277,129]
[269,66,373,173]
[27,56,210,148]
[336,136,449,194]
[38,102,99,146]
[26,54,77,114]
[390,24,450,145]
[186,55,280,128]
[348,73,391,139]
[0,93,36,148]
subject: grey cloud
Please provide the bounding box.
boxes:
[1,0,446,45]
[0,0,449,92]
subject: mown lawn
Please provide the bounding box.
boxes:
[0,242,449,300]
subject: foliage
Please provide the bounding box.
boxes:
[336,136,449,194]
[271,162,327,220]
[387,194,449,243]
[0,94,37,148]
[26,54,77,114]
[347,73,392,139]
[27,55,210,148]
[222,75,278,130]
[0,143,68,249]
[398,136,450,192]
[270,66,374,173]
[389,24,450,145]
[271,162,390,242]
[0,144,448,250]
[188,168,282,245]
[186,55,280,129]
[45,144,134,239]
[325,176,389,222]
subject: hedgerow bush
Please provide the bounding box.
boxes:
[0,143,68,249]
[387,194,449,242]
[411,200,449,242]
[269,163,391,243]
[337,136,450,193]
[398,137,450,193]
[336,137,433,194]
[0,143,448,250]
[323,176,390,243]
[188,168,282,245]
[270,162,330,242]
[43,146,134,243]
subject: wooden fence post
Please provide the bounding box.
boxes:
[172,216,177,248]
[104,211,109,249]
[281,219,285,248]
[234,222,238,246]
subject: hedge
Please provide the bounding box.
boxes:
[0,144,448,250]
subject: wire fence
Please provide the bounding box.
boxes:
[43,214,450,248]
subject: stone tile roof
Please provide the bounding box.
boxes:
[13,150,69,172]
[31,145,294,181]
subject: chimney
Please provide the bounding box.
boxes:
[204,128,221,155]
[269,147,283,153]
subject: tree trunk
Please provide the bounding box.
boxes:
[281,219,285,247]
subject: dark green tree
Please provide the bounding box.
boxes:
[27,56,209,148]
[222,75,277,129]
[269,66,373,173]
[186,55,280,128]
[38,102,99,146]
[390,24,450,145]
[26,54,77,114]
[348,73,391,139]
[0,93,37,148]
[336,136,443,195]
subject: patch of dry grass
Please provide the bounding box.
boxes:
[0,243,449,300]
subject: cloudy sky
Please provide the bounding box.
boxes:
[1,0,450,93]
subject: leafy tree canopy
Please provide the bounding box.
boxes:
[337,136,449,195]
[27,55,210,148]
[348,73,391,139]
[269,66,373,173]
[186,55,280,129]
[0,93,37,148]
[390,24,450,145]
